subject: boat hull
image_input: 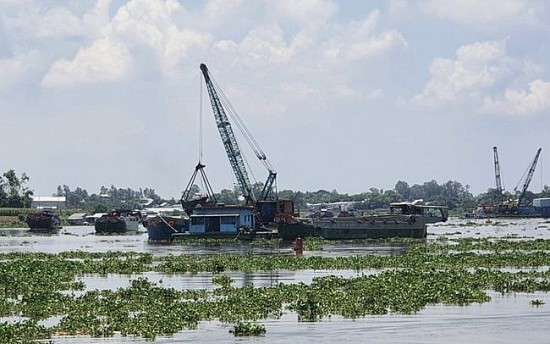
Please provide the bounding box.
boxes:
[278,215,426,240]
[146,216,188,242]
[95,216,139,234]
[26,212,62,232]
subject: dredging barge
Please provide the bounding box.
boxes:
[147,63,435,243]
[148,205,429,242]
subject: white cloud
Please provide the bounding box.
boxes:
[41,0,210,86]
[41,38,132,87]
[21,0,406,95]
[422,0,538,25]
[3,0,113,40]
[482,79,550,115]
[0,56,29,91]
[0,52,40,91]
[106,0,209,74]
[238,25,295,63]
[272,0,337,29]
[33,7,84,38]
[414,40,512,106]
[323,10,406,61]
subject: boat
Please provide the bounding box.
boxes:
[278,214,426,240]
[389,201,448,223]
[94,210,141,234]
[26,210,62,232]
[145,215,188,242]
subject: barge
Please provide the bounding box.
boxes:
[26,210,62,232]
[146,215,188,242]
[95,210,141,234]
[278,214,426,240]
[389,201,448,223]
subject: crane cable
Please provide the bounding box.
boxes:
[202,74,260,191]
[540,154,544,191]
[199,74,204,163]
[197,74,208,196]
[210,75,275,173]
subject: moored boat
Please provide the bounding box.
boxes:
[146,215,188,242]
[26,210,62,232]
[389,201,448,224]
[95,210,141,234]
[278,214,426,240]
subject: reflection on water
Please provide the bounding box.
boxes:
[77,269,377,292]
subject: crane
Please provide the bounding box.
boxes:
[199,63,277,204]
[493,146,503,196]
[516,148,542,208]
[180,161,217,215]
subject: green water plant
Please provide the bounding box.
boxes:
[230,322,266,336]
[530,299,545,306]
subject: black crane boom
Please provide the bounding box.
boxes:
[200,64,255,203]
[517,148,542,207]
[200,63,277,203]
[493,146,503,195]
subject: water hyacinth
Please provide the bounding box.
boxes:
[529,299,545,306]
[230,322,266,336]
[0,238,549,341]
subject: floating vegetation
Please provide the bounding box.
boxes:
[0,320,52,344]
[0,238,549,341]
[230,322,266,336]
[530,299,545,307]
[212,275,233,289]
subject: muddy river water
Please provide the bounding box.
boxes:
[1,218,549,343]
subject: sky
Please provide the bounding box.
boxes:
[1,0,550,198]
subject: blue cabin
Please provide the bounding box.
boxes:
[189,205,255,234]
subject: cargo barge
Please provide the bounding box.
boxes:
[473,198,550,219]
[389,202,448,224]
[278,214,426,240]
[146,215,188,242]
[95,210,141,234]
[26,210,62,232]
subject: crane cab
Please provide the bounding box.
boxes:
[255,199,295,224]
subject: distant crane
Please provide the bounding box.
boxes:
[493,146,503,196]
[515,148,542,208]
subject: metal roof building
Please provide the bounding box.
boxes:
[31,196,66,210]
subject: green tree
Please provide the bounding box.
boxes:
[0,170,33,208]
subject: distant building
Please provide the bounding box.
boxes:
[31,196,66,210]
[67,213,88,225]
[189,205,254,235]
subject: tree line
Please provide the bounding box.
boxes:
[211,180,476,211]
[2,168,550,213]
[55,185,163,212]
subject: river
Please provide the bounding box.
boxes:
[1,217,549,343]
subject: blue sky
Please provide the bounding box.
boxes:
[1,0,550,197]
